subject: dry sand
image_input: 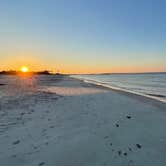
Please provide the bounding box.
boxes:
[0,75,166,166]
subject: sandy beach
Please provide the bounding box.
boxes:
[0,75,166,166]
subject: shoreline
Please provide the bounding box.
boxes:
[71,76,166,109]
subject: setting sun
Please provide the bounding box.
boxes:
[21,66,29,73]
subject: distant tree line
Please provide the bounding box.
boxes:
[0,70,51,75]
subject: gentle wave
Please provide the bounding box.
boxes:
[71,73,166,103]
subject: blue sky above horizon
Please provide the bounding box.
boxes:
[0,0,166,73]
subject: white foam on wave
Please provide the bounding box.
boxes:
[72,76,166,103]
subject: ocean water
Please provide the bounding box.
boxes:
[72,73,166,103]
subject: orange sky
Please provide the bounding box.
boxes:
[1,1,166,74]
[1,56,165,74]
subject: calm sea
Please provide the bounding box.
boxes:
[72,73,166,103]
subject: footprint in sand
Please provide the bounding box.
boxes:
[123,152,127,156]
[136,144,142,149]
[118,150,122,156]
[38,162,45,166]
[12,140,20,145]
[128,147,132,151]
[104,136,109,139]
[126,115,131,119]
[115,124,119,127]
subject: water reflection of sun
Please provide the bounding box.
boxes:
[21,66,29,73]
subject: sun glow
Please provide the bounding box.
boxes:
[21,66,29,73]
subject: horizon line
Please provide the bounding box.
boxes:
[0,70,165,75]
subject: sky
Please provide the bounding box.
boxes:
[0,0,166,73]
